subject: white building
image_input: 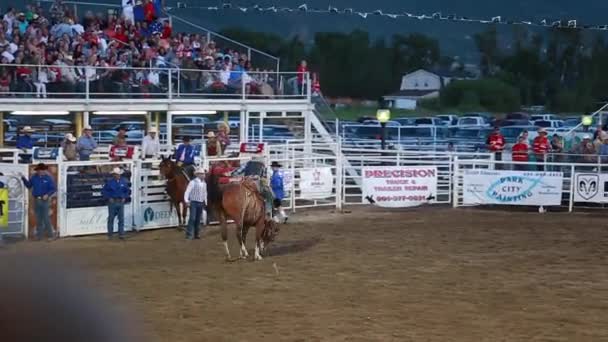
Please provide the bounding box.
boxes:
[383,69,460,109]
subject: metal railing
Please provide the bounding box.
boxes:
[0,64,309,101]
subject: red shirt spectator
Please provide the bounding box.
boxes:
[161,22,172,39]
[532,130,550,156]
[512,140,529,162]
[486,129,505,152]
[144,0,155,22]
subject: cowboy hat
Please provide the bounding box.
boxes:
[207,131,216,138]
[34,163,48,171]
[83,125,92,130]
[65,133,76,142]
[194,167,206,175]
[21,126,35,133]
[270,161,282,168]
[110,167,124,175]
[583,134,591,140]
[148,127,158,133]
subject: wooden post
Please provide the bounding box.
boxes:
[155,111,161,131]
[74,112,83,137]
[0,111,4,147]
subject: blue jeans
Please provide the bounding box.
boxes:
[34,198,54,238]
[107,201,125,237]
[186,201,205,239]
[79,152,91,161]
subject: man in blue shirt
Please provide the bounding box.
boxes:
[173,136,196,179]
[76,125,97,161]
[16,126,35,164]
[21,163,57,240]
[270,161,288,223]
[102,167,131,240]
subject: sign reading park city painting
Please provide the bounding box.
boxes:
[463,170,563,206]
[362,166,437,207]
[299,167,334,200]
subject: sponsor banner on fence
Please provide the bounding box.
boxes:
[65,205,134,236]
[299,167,333,199]
[573,173,608,203]
[362,166,437,207]
[139,202,179,229]
[0,188,8,228]
[463,170,563,206]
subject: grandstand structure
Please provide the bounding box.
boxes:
[0,0,335,148]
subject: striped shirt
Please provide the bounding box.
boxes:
[184,178,207,204]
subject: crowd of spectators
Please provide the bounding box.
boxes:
[0,0,281,98]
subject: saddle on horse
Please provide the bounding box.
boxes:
[178,164,196,181]
[241,177,274,219]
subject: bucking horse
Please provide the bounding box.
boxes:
[206,172,279,261]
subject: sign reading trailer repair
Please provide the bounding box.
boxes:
[362,166,437,207]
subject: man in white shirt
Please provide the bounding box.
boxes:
[141,127,160,159]
[184,168,207,240]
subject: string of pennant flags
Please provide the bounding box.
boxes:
[166,2,608,31]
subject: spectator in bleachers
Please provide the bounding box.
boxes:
[217,122,230,154]
[512,136,529,171]
[16,126,35,149]
[532,128,550,171]
[571,134,597,164]
[551,134,564,164]
[76,125,97,160]
[113,126,128,145]
[296,59,307,94]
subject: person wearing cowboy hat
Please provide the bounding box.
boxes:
[16,126,36,163]
[141,127,160,159]
[233,157,274,219]
[101,167,131,240]
[217,121,231,154]
[76,125,97,161]
[112,126,129,145]
[205,131,222,157]
[532,127,551,171]
[61,133,78,161]
[270,161,288,223]
[173,136,196,179]
[21,163,57,241]
[183,167,208,240]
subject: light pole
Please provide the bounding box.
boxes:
[376,109,391,150]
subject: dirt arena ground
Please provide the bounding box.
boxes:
[3,207,608,341]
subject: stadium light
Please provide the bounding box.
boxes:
[11,111,69,115]
[582,115,593,126]
[376,109,391,149]
[93,111,148,115]
[376,109,391,123]
[168,110,217,115]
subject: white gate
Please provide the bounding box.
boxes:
[133,160,179,230]
[0,164,29,238]
[58,160,136,237]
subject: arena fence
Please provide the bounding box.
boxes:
[0,164,28,238]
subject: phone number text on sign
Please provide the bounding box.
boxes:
[362,166,438,208]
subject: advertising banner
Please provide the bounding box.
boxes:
[299,167,333,199]
[573,173,608,203]
[463,170,563,206]
[362,166,437,207]
[0,189,8,228]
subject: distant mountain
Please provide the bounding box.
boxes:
[167,0,608,61]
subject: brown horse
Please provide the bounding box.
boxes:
[207,173,279,261]
[158,156,188,228]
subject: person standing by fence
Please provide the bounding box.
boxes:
[76,125,97,161]
[141,127,160,159]
[512,136,529,171]
[183,167,207,240]
[486,127,505,170]
[16,126,35,163]
[21,163,56,241]
[532,128,551,171]
[270,161,288,224]
[102,167,131,240]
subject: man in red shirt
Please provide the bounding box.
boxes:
[512,136,529,171]
[486,126,505,169]
[532,127,551,171]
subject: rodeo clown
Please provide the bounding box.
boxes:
[232,156,275,220]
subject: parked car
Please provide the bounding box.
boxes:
[362,119,400,127]
[530,114,559,122]
[500,125,538,144]
[563,117,581,129]
[500,119,532,127]
[456,116,490,127]
[449,127,493,151]
[413,117,443,126]
[249,125,296,143]
[3,119,18,132]
[172,116,209,126]
[112,121,146,132]
[394,117,415,126]
[436,114,458,126]
[506,112,531,121]
[534,120,564,129]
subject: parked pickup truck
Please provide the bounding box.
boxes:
[456,116,491,127]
